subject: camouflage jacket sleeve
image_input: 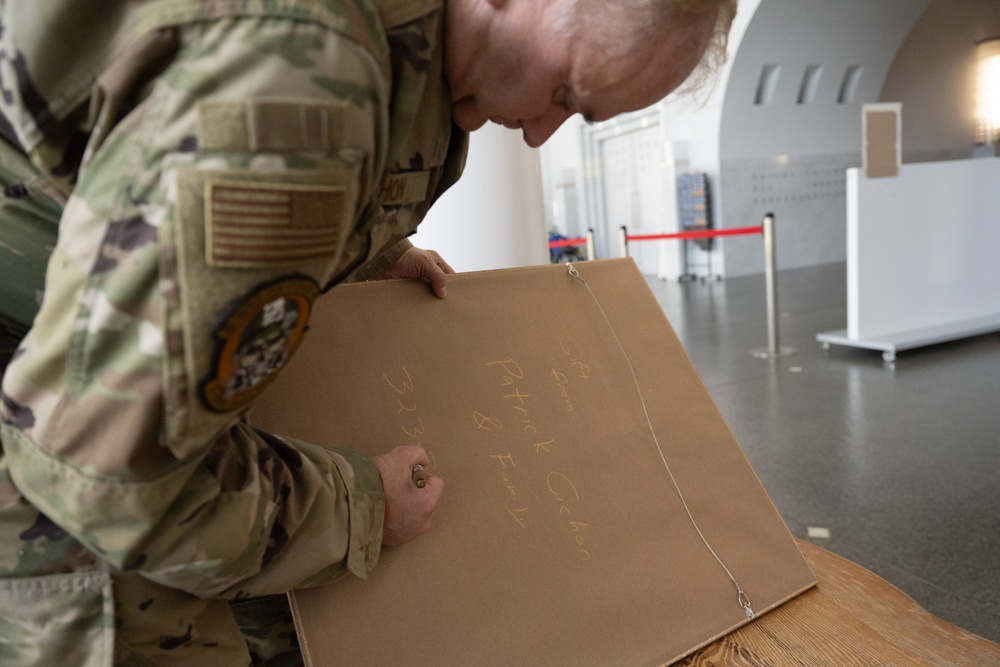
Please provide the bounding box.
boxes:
[0,4,457,599]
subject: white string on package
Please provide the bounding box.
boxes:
[566,263,754,620]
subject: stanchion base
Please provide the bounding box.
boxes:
[751,346,797,359]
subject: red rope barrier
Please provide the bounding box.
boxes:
[547,225,763,249]
[626,225,763,242]
[548,237,588,248]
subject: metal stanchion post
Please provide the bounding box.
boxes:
[619,226,628,258]
[586,228,596,261]
[752,213,796,359]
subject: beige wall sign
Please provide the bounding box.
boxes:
[863,102,902,178]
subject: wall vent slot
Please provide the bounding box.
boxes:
[838,65,864,104]
[797,65,824,105]
[755,64,781,105]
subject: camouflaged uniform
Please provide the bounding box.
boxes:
[0,1,467,664]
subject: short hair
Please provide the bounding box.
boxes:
[554,0,737,91]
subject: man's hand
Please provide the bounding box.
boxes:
[373,246,454,298]
[373,445,444,546]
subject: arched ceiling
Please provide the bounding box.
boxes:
[719,0,932,160]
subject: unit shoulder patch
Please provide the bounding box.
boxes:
[200,276,320,413]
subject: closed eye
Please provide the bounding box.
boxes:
[554,84,598,124]
[552,84,573,112]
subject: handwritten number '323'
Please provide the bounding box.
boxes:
[383,367,425,440]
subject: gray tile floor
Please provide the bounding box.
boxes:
[644,261,1000,644]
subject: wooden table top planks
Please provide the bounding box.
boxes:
[677,540,1000,666]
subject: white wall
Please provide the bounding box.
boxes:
[720,0,931,159]
[717,0,932,277]
[539,116,585,239]
[412,123,549,272]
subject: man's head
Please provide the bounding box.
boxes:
[445,0,737,147]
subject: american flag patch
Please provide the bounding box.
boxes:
[205,180,345,268]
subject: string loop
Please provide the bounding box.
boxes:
[565,263,754,621]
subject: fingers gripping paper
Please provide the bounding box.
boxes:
[252,259,817,667]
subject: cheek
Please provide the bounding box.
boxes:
[496,81,558,120]
[483,55,552,115]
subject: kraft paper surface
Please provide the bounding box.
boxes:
[252,259,817,667]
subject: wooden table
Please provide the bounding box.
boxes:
[678,540,1000,666]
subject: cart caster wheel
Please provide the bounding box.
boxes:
[821,342,831,351]
[882,351,896,363]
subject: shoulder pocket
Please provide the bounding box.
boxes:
[160,150,364,457]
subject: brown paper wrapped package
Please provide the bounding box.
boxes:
[252,258,817,667]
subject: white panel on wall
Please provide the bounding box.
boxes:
[599,124,669,276]
[720,153,857,276]
[600,132,634,258]
[635,127,670,275]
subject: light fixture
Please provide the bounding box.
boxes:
[976,38,1000,143]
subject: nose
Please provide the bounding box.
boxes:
[520,107,574,148]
